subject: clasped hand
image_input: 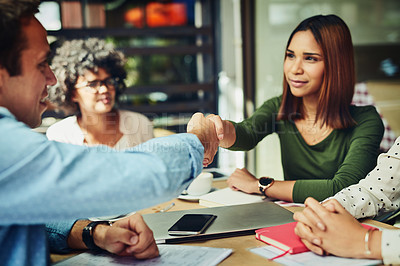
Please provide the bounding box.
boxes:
[187,113,224,167]
[186,113,259,194]
[93,213,159,259]
[293,197,372,259]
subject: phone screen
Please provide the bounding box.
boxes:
[168,214,217,235]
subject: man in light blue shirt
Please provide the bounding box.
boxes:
[0,1,219,265]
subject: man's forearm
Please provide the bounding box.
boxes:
[67,220,91,250]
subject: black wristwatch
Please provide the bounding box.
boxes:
[258,177,275,196]
[82,221,110,251]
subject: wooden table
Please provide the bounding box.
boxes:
[51,180,397,265]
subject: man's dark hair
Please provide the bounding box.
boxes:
[0,0,40,76]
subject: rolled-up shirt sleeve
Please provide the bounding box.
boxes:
[45,220,77,253]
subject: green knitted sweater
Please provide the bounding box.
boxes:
[229,96,384,202]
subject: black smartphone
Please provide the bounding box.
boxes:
[167,214,217,235]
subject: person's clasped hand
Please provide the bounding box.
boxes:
[187,112,221,167]
[93,213,159,259]
[293,197,371,258]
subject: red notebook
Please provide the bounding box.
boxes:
[255,222,308,254]
[255,222,378,255]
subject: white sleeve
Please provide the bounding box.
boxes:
[331,137,400,219]
[119,110,154,143]
[381,229,400,265]
[45,116,84,145]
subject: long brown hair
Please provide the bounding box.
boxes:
[278,14,356,129]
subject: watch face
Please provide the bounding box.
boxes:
[259,177,273,186]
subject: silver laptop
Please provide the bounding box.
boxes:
[142,202,294,244]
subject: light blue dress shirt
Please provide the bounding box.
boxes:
[0,107,203,265]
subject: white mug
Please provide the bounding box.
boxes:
[186,172,213,196]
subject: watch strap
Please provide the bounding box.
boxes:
[82,221,109,251]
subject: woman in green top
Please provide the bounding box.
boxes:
[204,14,384,203]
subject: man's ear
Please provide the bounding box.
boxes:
[0,67,9,93]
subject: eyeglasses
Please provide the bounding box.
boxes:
[75,77,119,93]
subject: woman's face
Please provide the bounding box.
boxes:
[283,30,325,100]
[72,68,116,115]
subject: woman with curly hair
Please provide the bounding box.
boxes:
[47,38,153,149]
[44,38,156,254]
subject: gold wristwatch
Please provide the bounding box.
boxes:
[258,177,275,196]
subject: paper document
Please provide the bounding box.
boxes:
[198,187,270,207]
[54,245,232,266]
[250,245,382,266]
[89,211,136,222]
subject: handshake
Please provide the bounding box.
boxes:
[186,113,235,167]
